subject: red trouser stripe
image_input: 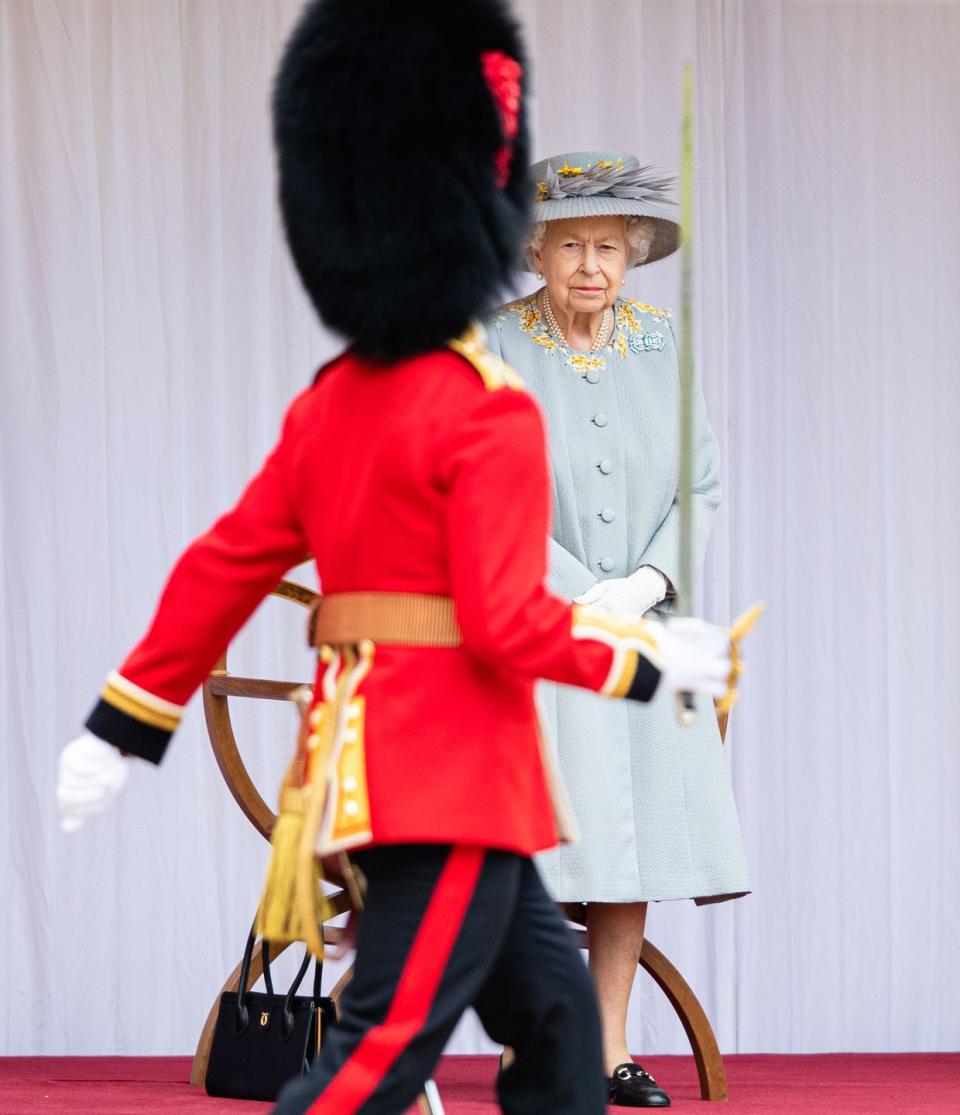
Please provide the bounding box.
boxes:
[306,845,485,1114]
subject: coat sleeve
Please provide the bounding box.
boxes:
[440,383,662,700]
[638,328,721,590]
[85,402,310,763]
[547,537,597,599]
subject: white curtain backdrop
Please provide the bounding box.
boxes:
[2,0,959,1057]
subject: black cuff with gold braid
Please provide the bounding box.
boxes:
[86,700,170,763]
[571,606,664,704]
[84,671,183,764]
[623,654,661,702]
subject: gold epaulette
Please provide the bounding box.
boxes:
[448,325,525,391]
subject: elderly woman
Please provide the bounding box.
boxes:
[484,151,750,1109]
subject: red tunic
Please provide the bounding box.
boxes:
[86,337,661,855]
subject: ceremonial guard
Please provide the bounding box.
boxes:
[56,2,734,1112]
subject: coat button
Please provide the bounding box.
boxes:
[585,369,600,384]
[592,413,608,427]
[598,459,613,475]
[599,557,615,572]
[344,800,360,817]
[600,508,615,523]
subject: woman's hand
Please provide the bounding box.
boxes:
[576,565,668,617]
[57,733,130,832]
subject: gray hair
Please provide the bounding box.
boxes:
[525,215,656,271]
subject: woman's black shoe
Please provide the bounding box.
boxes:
[608,1062,671,1107]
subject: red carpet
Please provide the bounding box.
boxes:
[1,1053,958,1113]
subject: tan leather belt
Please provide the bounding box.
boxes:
[308,591,462,648]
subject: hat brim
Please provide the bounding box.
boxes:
[525,197,679,269]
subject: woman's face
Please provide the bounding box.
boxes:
[533,216,628,317]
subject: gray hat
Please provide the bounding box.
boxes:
[528,149,679,268]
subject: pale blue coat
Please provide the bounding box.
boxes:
[484,295,750,903]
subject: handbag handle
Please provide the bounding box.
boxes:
[262,939,324,1003]
[235,922,326,1036]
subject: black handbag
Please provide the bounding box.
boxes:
[205,926,337,1101]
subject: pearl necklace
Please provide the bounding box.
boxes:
[540,288,613,353]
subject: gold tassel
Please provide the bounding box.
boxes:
[254,680,336,955]
[254,785,332,950]
[254,654,352,959]
[295,779,331,960]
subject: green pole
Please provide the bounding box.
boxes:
[675,62,696,725]
[677,61,695,622]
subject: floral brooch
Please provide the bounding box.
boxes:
[629,330,665,353]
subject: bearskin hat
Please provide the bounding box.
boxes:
[273,0,531,362]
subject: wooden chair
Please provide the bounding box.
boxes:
[190,580,728,1103]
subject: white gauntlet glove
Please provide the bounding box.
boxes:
[576,565,668,617]
[646,616,731,699]
[57,732,130,833]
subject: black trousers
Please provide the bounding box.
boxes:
[272,844,605,1115]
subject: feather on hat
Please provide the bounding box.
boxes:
[528,150,680,268]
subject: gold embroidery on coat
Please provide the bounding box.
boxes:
[499,296,671,376]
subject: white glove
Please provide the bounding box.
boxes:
[57,733,130,833]
[646,616,732,698]
[577,566,668,617]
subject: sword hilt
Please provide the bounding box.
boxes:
[675,691,696,727]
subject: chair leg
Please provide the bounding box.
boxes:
[638,939,728,1101]
[327,961,354,1018]
[417,1079,446,1114]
